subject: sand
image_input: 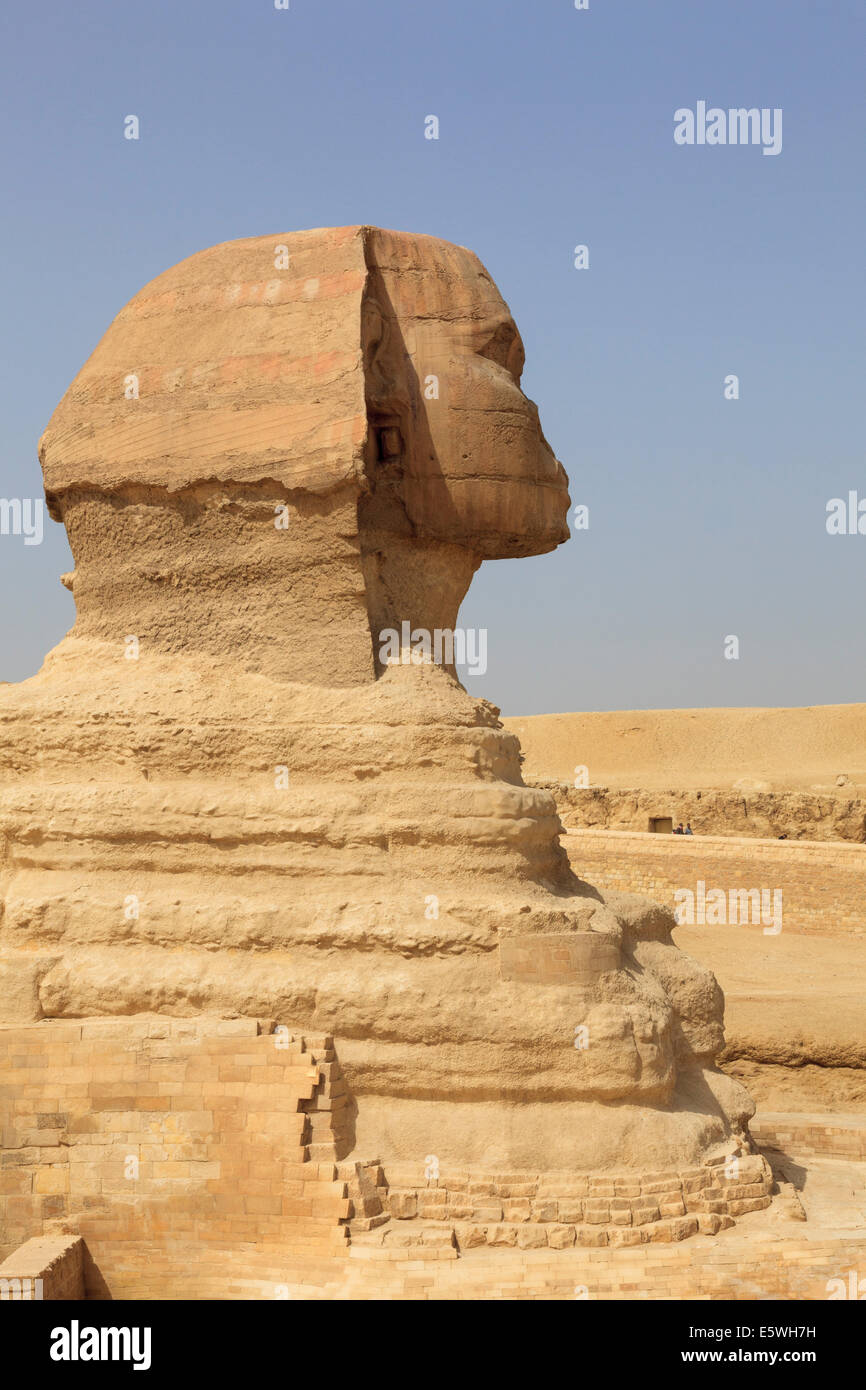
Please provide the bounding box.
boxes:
[505,703,866,792]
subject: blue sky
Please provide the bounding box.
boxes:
[1,0,864,714]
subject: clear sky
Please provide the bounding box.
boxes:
[1,0,864,715]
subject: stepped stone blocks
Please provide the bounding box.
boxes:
[344,1152,773,1254]
[0,229,772,1290]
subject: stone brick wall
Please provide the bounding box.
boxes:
[565,829,866,935]
[0,1017,350,1295]
[340,1230,865,1300]
[751,1112,866,1161]
[44,1225,864,1301]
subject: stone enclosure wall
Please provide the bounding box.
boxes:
[543,784,866,843]
[751,1112,866,1162]
[564,829,866,935]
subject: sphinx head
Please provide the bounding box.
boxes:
[39,227,570,684]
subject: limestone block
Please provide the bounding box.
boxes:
[576,1227,609,1247]
[547,1224,576,1249]
[0,955,54,1023]
[530,1201,558,1223]
[486,1224,518,1247]
[516,1225,549,1249]
[607,1227,643,1247]
[387,1192,418,1220]
[459,1226,488,1249]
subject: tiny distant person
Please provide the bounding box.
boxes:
[673,823,684,834]
[684,823,693,836]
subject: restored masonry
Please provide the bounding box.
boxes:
[0,1018,350,1294]
[4,1016,863,1301]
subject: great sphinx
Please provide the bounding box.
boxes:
[0,226,763,1201]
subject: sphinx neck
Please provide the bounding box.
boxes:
[58,485,480,687]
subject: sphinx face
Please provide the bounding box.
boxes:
[362,228,571,559]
